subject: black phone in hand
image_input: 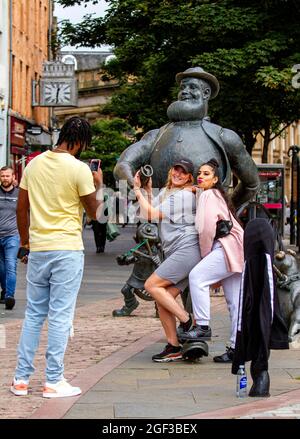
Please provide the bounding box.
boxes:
[17,247,30,259]
[90,159,101,172]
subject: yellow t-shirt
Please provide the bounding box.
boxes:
[20,150,95,251]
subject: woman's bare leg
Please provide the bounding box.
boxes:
[145,273,189,322]
[145,273,190,346]
[156,286,182,346]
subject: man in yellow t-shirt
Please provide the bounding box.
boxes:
[11,117,102,399]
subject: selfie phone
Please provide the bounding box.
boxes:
[17,247,30,259]
[90,159,101,172]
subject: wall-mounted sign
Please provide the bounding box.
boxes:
[11,116,26,147]
[27,126,42,135]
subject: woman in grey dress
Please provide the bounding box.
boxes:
[133,158,201,362]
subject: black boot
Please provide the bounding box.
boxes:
[213,346,235,363]
[5,297,15,310]
[112,284,139,317]
[249,366,270,397]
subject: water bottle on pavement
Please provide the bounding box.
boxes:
[236,364,247,397]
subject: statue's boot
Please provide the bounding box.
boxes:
[249,366,270,397]
[112,284,139,317]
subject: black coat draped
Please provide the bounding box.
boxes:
[232,218,289,375]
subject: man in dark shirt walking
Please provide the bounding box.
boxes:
[0,166,19,310]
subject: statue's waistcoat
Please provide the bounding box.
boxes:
[149,120,231,189]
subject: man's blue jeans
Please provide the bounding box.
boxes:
[0,235,20,298]
[15,250,84,383]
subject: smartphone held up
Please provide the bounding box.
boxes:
[90,159,101,172]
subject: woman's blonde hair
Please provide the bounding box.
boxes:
[165,167,194,189]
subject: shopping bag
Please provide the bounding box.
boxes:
[106,222,120,242]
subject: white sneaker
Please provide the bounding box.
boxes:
[10,378,29,396]
[42,379,82,398]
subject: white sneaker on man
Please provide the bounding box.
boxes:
[42,378,81,398]
[10,378,29,396]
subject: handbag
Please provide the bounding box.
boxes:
[215,205,233,239]
[104,193,120,242]
[215,219,233,239]
[106,222,120,242]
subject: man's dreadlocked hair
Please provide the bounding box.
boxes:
[56,117,92,151]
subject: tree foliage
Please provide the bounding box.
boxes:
[80,118,136,188]
[58,0,300,160]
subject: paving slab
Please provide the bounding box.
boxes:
[77,388,196,405]
[114,402,205,419]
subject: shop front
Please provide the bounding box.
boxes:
[10,116,27,182]
[10,115,52,181]
[255,164,285,236]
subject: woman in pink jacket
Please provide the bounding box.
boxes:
[180,158,244,363]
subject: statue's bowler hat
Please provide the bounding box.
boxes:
[176,67,220,99]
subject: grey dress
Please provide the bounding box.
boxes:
[153,188,201,291]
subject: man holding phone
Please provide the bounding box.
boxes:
[11,117,103,399]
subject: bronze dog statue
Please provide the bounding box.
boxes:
[274,249,300,342]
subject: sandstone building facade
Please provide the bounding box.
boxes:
[5,0,53,180]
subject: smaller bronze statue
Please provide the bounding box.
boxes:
[274,249,300,342]
[113,223,162,316]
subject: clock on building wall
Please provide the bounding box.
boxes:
[40,78,77,107]
[38,61,78,107]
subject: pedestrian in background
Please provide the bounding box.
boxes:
[11,117,103,398]
[0,166,20,310]
[91,219,107,253]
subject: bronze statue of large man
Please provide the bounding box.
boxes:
[112,67,260,317]
[114,66,259,208]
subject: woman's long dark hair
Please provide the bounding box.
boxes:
[203,158,240,223]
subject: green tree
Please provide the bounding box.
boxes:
[58,0,300,160]
[81,118,136,188]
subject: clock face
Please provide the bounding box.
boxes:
[43,82,72,104]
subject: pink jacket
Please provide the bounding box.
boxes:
[195,188,244,273]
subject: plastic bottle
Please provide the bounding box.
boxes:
[236,365,247,398]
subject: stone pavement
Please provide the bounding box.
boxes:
[1,227,300,419]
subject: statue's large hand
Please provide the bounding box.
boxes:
[113,161,135,187]
[184,186,198,194]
